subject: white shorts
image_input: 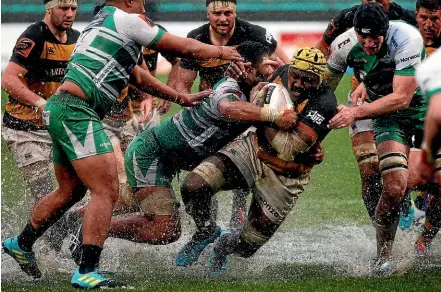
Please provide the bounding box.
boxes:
[220,132,310,225]
[2,127,52,168]
[347,91,374,137]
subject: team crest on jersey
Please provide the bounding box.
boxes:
[14,38,36,58]
[47,46,56,55]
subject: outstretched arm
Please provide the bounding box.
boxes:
[131,65,210,107]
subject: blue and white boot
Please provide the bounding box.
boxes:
[176,226,221,267]
[2,236,41,279]
[208,231,231,276]
[71,268,128,289]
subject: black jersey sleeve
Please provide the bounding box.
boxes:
[10,23,45,70]
[322,5,359,47]
[297,84,337,140]
[242,20,277,54]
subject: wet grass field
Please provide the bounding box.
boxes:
[2,75,441,291]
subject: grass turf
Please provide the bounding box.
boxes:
[2,75,439,291]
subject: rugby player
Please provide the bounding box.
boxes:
[170,0,289,232]
[1,0,79,216]
[327,3,426,275]
[315,0,416,55]
[414,47,441,256]
[2,0,242,288]
[178,47,336,275]
[99,41,296,255]
[317,0,420,231]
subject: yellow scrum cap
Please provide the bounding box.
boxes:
[290,47,326,85]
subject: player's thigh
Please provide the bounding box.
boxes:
[44,93,117,196]
[124,128,175,189]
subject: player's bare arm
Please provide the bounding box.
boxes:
[131,65,211,106]
[1,62,47,112]
[323,67,344,91]
[217,98,296,130]
[329,75,417,129]
[154,32,242,61]
[169,66,198,94]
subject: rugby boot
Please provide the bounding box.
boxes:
[208,231,231,276]
[71,268,129,289]
[372,257,393,277]
[68,219,83,266]
[415,238,432,257]
[398,201,415,230]
[176,226,221,267]
[2,236,41,279]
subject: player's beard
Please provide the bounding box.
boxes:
[211,22,234,36]
[51,15,72,31]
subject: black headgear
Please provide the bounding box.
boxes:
[354,2,389,37]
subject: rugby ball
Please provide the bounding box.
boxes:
[264,83,293,111]
[262,84,296,161]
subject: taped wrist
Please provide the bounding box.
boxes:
[260,107,283,124]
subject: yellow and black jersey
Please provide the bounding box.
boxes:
[3,21,80,130]
[425,37,441,56]
[255,64,337,174]
[180,18,277,91]
[267,64,337,140]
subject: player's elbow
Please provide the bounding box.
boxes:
[395,94,412,111]
[1,73,16,93]
[218,101,236,119]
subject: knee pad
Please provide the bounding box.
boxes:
[353,143,378,166]
[20,161,53,203]
[238,221,272,258]
[379,152,408,175]
[191,160,226,193]
[138,189,179,216]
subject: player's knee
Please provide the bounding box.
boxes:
[353,142,378,168]
[379,152,408,195]
[181,172,214,205]
[137,187,180,223]
[236,222,270,258]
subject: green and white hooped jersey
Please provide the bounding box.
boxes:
[64,6,164,119]
[417,48,441,101]
[327,21,426,106]
[154,77,252,156]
